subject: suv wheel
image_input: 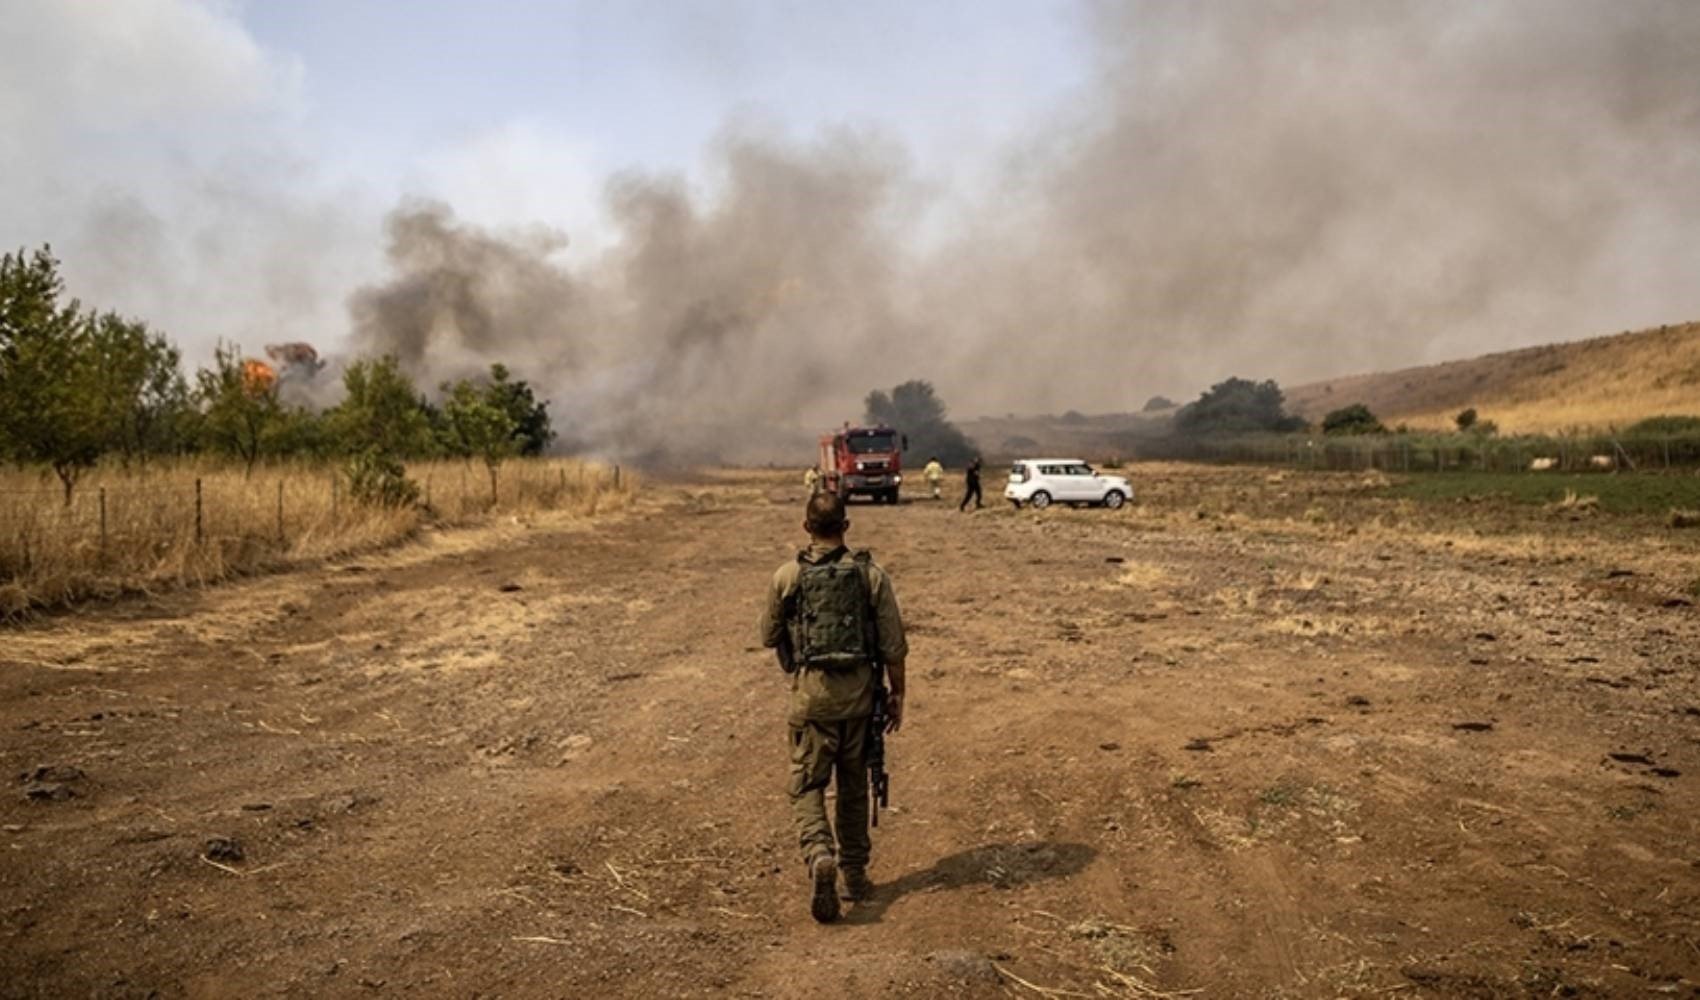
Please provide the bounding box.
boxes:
[1103,490,1126,510]
[1030,490,1052,510]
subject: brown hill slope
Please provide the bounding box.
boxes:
[1285,321,1700,433]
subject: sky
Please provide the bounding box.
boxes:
[3,1,1698,450]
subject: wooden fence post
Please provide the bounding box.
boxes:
[276,480,285,545]
[194,478,204,545]
[98,487,108,561]
[614,465,621,489]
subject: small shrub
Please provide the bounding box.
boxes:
[1669,508,1700,529]
[1549,490,1599,513]
[346,452,421,508]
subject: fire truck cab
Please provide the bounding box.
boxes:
[819,425,906,504]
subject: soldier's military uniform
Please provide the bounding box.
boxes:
[759,542,907,895]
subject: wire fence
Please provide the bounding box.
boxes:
[0,458,628,599]
[1131,431,1700,473]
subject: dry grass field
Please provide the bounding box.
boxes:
[0,458,635,618]
[2,465,1698,997]
[1286,320,1700,433]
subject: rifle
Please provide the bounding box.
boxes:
[775,592,798,674]
[868,663,891,827]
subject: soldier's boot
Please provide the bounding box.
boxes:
[840,866,874,902]
[810,855,840,923]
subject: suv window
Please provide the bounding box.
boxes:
[1069,464,1093,476]
[1009,463,1028,482]
[1039,464,1065,476]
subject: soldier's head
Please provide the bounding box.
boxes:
[804,492,849,541]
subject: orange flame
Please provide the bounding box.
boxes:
[242,359,277,396]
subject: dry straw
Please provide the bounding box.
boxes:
[0,457,634,619]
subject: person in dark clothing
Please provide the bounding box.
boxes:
[958,457,983,511]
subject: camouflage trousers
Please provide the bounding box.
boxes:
[787,716,872,869]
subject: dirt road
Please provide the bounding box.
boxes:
[4,467,1699,998]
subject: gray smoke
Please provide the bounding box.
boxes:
[349,1,1700,456]
[353,128,917,461]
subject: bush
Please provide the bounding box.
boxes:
[1142,395,1176,412]
[1321,403,1385,436]
[1670,508,1700,529]
[1455,408,1478,431]
[345,451,420,508]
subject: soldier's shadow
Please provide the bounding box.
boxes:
[843,840,1097,925]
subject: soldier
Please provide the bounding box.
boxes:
[923,456,945,500]
[759,491,907,923]
[803,465,821,494]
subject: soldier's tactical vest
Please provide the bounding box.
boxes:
[788,547,878,671]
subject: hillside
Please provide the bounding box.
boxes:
[1285,321,1700,433]
[957,321,1700,461]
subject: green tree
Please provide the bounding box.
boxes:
[863,379,977,465]
[484,363,554,456]
[1142,395,1177,412]
[1454,407,1478,431]
[196,341,280,476]
[264,406,333,459]
[442,377,517,503]
[1321,403,1386,435]
[86,311,193,461]
[325,356,436,458]
[1173,377,1306,435]
[0,246,110,502]
[323,357,435,507]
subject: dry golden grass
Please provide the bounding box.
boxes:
[1286,320,1700,433]
[0,457,636,619]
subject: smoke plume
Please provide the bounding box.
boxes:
[338,1,1700,457]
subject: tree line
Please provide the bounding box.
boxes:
[1,246,552,504]
[863,379,978,465]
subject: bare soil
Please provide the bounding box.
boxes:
[4,466,1699,998]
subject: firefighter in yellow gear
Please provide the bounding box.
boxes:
[922,458,944,500]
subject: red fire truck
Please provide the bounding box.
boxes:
[818,425,906,504]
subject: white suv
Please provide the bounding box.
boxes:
[1005,459,1132,510]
